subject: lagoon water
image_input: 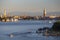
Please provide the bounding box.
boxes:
[0,20,60,40]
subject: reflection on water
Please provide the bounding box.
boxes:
[0,20,60,40]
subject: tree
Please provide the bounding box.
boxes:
[51,21,60,31]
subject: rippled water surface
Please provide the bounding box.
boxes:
[0,20,60,40]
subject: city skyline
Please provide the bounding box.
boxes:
[0,0,60,16]
[0,9,60,16]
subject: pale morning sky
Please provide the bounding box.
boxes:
[0,0,60,16]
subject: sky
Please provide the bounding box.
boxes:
[0,0,60,16]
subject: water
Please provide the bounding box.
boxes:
[0,20,60,40]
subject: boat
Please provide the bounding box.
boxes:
[9,34,14,38]
[49,21,52,23]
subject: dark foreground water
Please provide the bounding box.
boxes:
[0,20,60,40]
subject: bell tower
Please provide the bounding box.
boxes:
[4,9,7,17]
[43,8,46,17]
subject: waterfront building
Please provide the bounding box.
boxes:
[49,16,56,18]
[0,9,18,22]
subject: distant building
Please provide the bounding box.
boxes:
[4,9,7,17]
[43,8,46,17]
[0,9,18,22]
[49,16,56,18]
